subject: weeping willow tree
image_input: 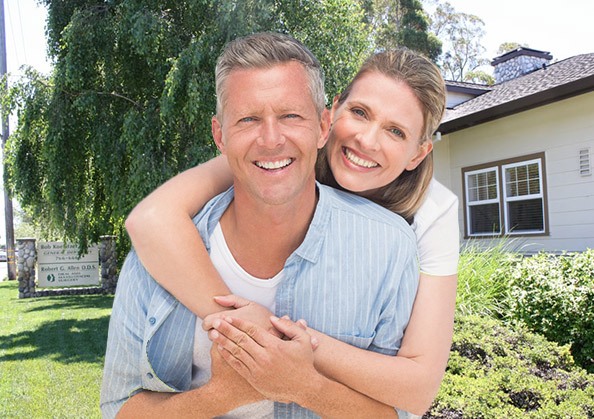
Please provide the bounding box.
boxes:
[2,0,370,256]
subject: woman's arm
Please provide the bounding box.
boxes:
[205,273,457,414]
[308,273,457,415]
[125,155,234,318]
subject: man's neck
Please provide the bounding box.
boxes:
[219,186,318,279]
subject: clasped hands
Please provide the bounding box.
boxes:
[203,295,320,405]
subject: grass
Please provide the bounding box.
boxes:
[0,280,113,418]
[455,238,521,318]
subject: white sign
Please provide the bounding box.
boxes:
[37,242,100,287]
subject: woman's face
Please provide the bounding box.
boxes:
[326,71,432,194]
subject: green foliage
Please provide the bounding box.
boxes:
[463,69,495,85]
[0,281,112,418]
[361,0,441,60]
[497,42,528,55]
[502,250,594,372]
[455,239,520,318]
[4,0,372,256]
[427,315,594,418]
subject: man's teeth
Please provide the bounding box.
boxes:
[344,148,379,168]
[255,158,293,170]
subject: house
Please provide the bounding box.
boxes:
[434,47,594,252]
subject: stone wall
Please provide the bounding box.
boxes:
[17,237,118,298]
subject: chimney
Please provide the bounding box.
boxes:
[491,47,553,84]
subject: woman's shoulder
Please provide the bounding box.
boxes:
[427,179,458,206]
[413,179,460,276]
[413,179,458,237]
[415,180,457,222]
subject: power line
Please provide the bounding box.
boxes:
[14,0,28,64]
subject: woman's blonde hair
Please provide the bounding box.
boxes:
[316,48,446,223]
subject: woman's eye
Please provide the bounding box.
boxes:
[389,127,405,138]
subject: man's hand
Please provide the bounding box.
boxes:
[209,342,264,407]
[209,315,320,405]
[203,294,278,336]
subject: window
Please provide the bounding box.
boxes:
[465,168,501,235]
[463,153,548,237]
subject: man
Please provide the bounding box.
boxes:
[100,32,418,418]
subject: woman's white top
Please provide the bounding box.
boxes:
[411,179,460,276]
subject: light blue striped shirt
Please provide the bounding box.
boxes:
[100,183,419,418]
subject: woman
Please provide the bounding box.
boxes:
[125,48,458,415]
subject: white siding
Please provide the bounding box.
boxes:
[438,91,594,253]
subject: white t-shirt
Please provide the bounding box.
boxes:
[411,179,460,276]
[191,223,280,418]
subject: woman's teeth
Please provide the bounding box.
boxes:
[344,148,378,168]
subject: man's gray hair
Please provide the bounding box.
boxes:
[215,32,326,117]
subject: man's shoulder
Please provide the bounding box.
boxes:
[318,184,413,235]
[191,187,235,238]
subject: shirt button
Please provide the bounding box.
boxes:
[147,373,154,379]
[149,317,156,325]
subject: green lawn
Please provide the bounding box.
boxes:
[0,281,113,418]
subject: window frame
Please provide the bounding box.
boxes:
[462,152,549,239]
[464,166,502,236]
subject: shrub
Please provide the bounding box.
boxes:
[426,315,594,418]
[456,240,520,318]
[502,250,594,372]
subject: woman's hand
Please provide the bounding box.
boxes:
[203,294,277,336]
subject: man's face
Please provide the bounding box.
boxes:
[212,61,329,206]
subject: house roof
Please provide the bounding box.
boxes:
[440,52,594,134]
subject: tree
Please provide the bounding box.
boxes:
[361,0,441,60]
[428,1,490,82]
[3,0,370,256]
[497,42,528,55]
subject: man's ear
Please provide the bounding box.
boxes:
[329,94,341,122]
[317,108,331,149]
[211,116,225,154]
[405,140,433,171]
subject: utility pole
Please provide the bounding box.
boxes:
[0,0,17,280]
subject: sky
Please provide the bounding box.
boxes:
[1,0,594,237]
[444,0,594,63]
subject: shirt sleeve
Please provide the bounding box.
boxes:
[100,251,151,418]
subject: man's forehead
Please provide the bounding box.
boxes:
[221,64,317,114]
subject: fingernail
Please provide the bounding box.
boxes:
[212,319,220,329]
[270,315,279,322]
[210,329,219,339]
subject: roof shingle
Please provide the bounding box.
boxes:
[441,53,594,132]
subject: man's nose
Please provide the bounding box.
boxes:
[257,119,286,148]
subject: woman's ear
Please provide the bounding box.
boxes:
[329,94,341,122]
[406,140,433,171]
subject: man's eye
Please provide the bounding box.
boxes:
[351,108,366,117]
[239,117,255,123]
[284,114,300,119]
